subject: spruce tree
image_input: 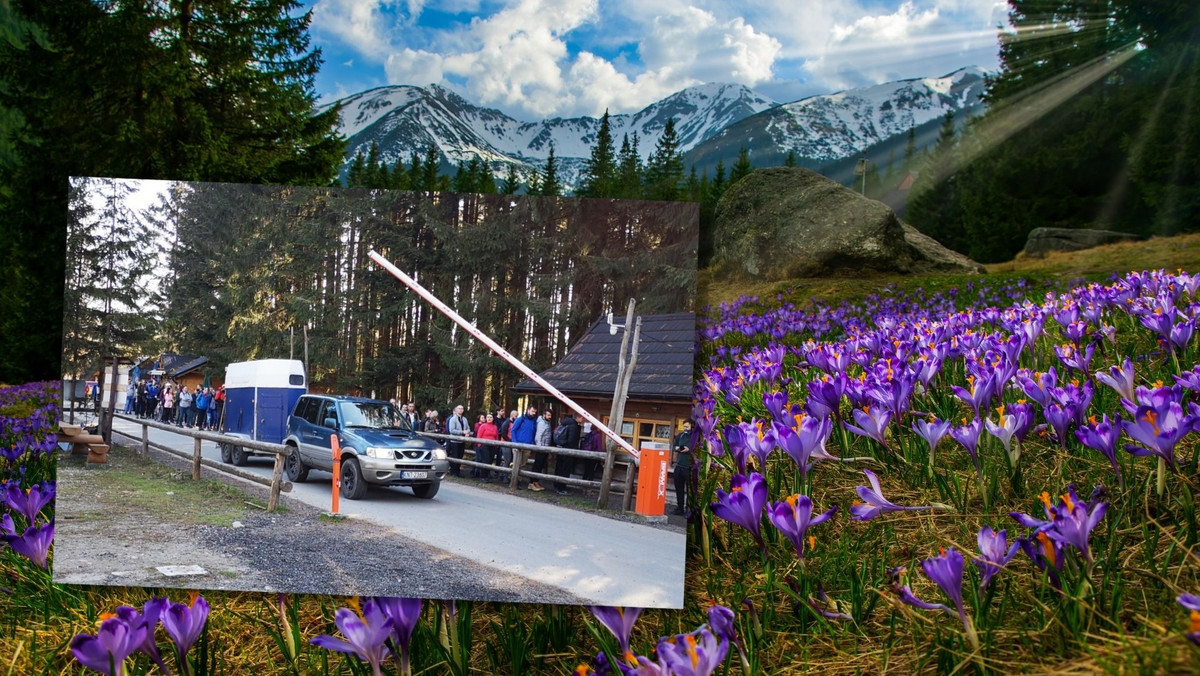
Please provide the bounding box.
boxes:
[533,143,561,197]
[579,110,617,197]
[730,146,753,184]
[0,0,343,381]
[643,119,684,200]
[616,133,643,199]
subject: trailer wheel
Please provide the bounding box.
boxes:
[230,446,249,467]
[219,443,232,464]
[284,445,308,483]
[340,457,368,500]
[411,481,440,499]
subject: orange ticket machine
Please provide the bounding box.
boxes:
[635,442,670,516]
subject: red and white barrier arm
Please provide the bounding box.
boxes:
[368,249,640,462]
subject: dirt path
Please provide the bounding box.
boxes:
[53,444,583,603]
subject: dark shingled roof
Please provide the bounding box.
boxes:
[514,313,696,401]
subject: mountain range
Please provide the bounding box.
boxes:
[328,66,990,192]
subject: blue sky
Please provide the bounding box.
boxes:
[305,0,1011,120]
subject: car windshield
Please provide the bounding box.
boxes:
[337,401,411,431]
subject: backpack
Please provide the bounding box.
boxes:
[498,418,511,441]
[553,422,571,447]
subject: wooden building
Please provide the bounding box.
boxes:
[132,353,217,392]
[513,312,695,457]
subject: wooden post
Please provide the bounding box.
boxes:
[509,447,525,491]
[103,356,119,444]
[599,299,636,507]
[619,316,642,512]
[141,422,149,456]
[268,451,285,512]
[192,437,202,480]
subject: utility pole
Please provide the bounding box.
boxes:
[598,298,638,508]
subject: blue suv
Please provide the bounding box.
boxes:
[284,395,449,499]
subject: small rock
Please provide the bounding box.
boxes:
[166,491,174,496]
[232,521,244,528]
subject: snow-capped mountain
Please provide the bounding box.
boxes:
[683,67,988,176]
[329,82,777,190]
[328,67,988,192]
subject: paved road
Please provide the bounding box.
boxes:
[108,417,686,608]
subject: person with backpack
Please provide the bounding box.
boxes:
[551,412,582,495]
[194,387,210,430]
[510,405,540,490]
[497,409,517,471]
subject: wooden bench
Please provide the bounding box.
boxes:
[58,426,111,463]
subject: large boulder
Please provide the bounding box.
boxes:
[712,167,984,279]
[1023,227,1143,258]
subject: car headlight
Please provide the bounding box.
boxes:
[432,446,447,460]
[365,446,394,459]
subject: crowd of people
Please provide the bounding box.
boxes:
[124,378,225,431]
[390,400,608,496]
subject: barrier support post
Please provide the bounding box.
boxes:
[331,435,341,515]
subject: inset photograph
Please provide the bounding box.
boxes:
[55,176,697,608]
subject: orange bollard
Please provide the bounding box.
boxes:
[331,434,341,515]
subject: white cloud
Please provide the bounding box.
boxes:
[311,0,397,57]
[385,48,446,86]
[830,2,939,43]
[639,7,780,85]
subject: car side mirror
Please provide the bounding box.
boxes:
[324,417,338,429]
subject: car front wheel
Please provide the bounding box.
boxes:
[284,445,308,482]
[411,481,440,499]
[219,443,232,464]
[340,457,368,500]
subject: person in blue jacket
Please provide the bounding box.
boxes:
[508,404,541,490]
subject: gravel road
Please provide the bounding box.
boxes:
[54,443,583,604]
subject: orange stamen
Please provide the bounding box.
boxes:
[1061,493,1075,512]
[1036,532,1057,567]
[1039,492,1054,511]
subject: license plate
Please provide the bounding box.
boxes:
[400,471,428,479]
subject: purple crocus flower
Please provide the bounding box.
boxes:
[1041,486,1107,565]
[162,594,211,668]
[1055,342,1095,374]
[892,583,948,611]
[1016,368,1058,408]
[373,597,422,676]
[1096,357,1138,402]
[1016,533,1063,589]
[0,512,16,543]
[850,469,933,520]
[741,420,776,470]
[950,418,984,480]
[70,614,149,676]
[773,415,836,478]
[762,390,788,424]
[1177,594,1200,646]
[767,494,837,560]
[1043,403,1074,449]
[656,627,729,676]
[1122,400,1192,472]
[984,405,1021,459]
[311,599,395,676]
[951,373,996,417]
[710,473,768,550]
[844,406,892,451]
[3,481,55,526]
[10,520,53,569]
[706,604,737,645]
[911,417,951,465]
[587,606,642,657]
[976,525,1019,589]
[720,424,749,474]
[913,547,980,649]
[1075,414,1124,487]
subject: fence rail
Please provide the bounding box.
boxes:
[421,431,633,497]
[109,412,290,511]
